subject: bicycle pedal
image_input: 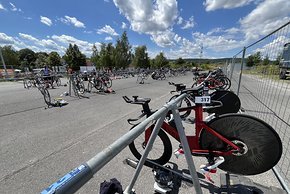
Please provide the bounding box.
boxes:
[200,165,217,174]
[174,148,184,158]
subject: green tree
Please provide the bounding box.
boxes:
[113,31,132,68]
[91,44,100,69]
[262,55,270,66]
[35,52,48,68]
[253,51,262,65]
[18,48,36,70]
[63,44,86,71]
[153,52,169,68]
[246,54,255,67]
[47,51,61,67]
[176,57,185,66]
[274,54,282,66]
[132,45,150,68]
[99,43,114,69]
[0,45,19,68]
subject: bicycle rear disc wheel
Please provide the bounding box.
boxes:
[206,90,241,115]
[129,126,172,167]
[200,114,282,175]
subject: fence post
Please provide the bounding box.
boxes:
[237,47,246,96]
[69,74,72,96]
[229,57,235,81]
[0,47,8,79]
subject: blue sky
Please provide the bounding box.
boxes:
[0,0,289,59]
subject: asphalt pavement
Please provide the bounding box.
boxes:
[0,73,284,194]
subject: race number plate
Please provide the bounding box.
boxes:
[195,96,211,104]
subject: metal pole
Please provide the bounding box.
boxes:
[124,112,167,193]
[69,74,72,96]
[237,47,246,96]
[0,47,8,79]
[171,105,203,194]
[41,94,189,194]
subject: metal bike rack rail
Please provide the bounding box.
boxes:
[41,93,203,194]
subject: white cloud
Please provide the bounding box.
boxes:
[105,36,113,41]
[97,25,118,36]
[174,34,181,43]
[181,16,195,29]
[113,0,178,34]
[239,0,290,42]
[51,34,101,56]
[104,0,110,2]
[192,32,242,52]
[0,33,15,44]
[168,38,200,59]
[204,0,255,11]
[225,27,240,34]
[40,16,53,26]
[251,36,290,60]
[9,2,21,12]
[113,0,178,47]
[0,32,102,56]
[121,22,127,29]
[60,16,86,28]
[19,33,39,42]
[206,27,223,36]
[150,30,176,47]
[177,16,183,25]
[84,30,93,34]
[0,3,6,10]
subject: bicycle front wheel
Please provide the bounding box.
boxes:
[169,95,192,119]
[42,88,51,105]
[129,125,172,167]
[94,79,102,90]
[103,76,112,88]
[200,114,282,175]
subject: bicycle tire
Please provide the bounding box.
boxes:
[78,82,86,94]
[39,87,51,105]
[87,81,92,92]
[200,114,282,175]
[206,90,241,115]
[217,77,231,90]
[23,79,28,88]
[95,79,103,90]
[169,95,192,119]
[103,76,112,88]
[56,77,61,87]
[129,125,172,167]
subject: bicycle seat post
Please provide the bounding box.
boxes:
[142,103,151,117]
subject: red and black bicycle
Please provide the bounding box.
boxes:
[123,85,282,176]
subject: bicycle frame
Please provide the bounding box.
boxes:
[144,103,241,156]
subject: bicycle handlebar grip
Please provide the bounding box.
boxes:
[122,96,132,103]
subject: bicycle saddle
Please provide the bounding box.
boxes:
[123,96,151,105]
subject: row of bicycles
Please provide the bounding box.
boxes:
[70,72,113,96]
[23,74,62,89]
[123,68,282,182]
